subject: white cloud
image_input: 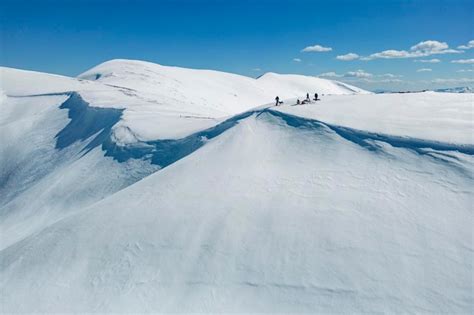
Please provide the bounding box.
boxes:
[366,40,461,60]
[319,71,405,84]
[456,69,474,73]
[336,53,359,61]
[293,58,302,62]
[457,40,474,50]
[301,44,332,52]
[409,40,460,55]
[319,72,343,78]
[378,73,403,78]
[353,78,404,84]
[414,58,441,63]
[344,69,373,78]
[417,68,432,72]
[432,78,474,84]
[451,59,474,64]
[252,68,261,71]
[410,40,448,52]
[377,78,403,83]
[369,49,413,59]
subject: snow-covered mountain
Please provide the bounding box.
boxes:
[0,60,472,313]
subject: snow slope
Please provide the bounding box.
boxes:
[1,111,472,313]
[0,61,473,313]
[0,92,158,251]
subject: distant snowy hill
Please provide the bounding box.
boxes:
[434,86,473,93]
[374,86,474,94]
[79,59,367,102]
[0,61,472,313]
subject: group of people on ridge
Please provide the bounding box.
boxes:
[275,93,319,106]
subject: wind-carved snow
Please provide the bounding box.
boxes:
[0,60,473,313]
[0,92,158,251]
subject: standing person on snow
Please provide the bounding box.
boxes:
[275,96,280,106]
[306,93,310,101]
[314,93,319,101]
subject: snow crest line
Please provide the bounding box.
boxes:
[103,109,258,168]
[106,106,474,171]
[268,109,474,156]
[48,93,474,174]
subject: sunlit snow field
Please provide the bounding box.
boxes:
[0,60,472,313]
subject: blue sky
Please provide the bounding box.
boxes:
[1,0,473,90]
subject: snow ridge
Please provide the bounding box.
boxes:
[39,93,474,172]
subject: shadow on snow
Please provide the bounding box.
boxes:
[55,92,123,152]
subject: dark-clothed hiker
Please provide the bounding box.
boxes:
[275,96,280,106]
[306,93,310,101]
[314,93,319,101]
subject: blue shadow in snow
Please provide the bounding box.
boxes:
[54,92,259,168]
[103,110,257,168]
[55,92,123,153]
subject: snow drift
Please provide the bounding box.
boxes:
[0,60,472,313]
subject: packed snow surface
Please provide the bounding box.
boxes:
[0,60,472,313]
[277,92,474,144]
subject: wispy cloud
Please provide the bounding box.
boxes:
[369,50,413,59]
[379,73,403,78]
[301,44,332,53]
[319,72,343,78]
[451,59,474,64]
[252,68,261,71]
[336,53,359,61]
[319,70,404,84]
[456,69,474,73]
[319,70,372,78]
[417,68,432,72]
[414,58,441,63]
[293,58,302,62]
[365,40,461,60]
[344,69,373,78]
[457,40,474,50]
[375,78,404,83]
[432,78,474,84]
